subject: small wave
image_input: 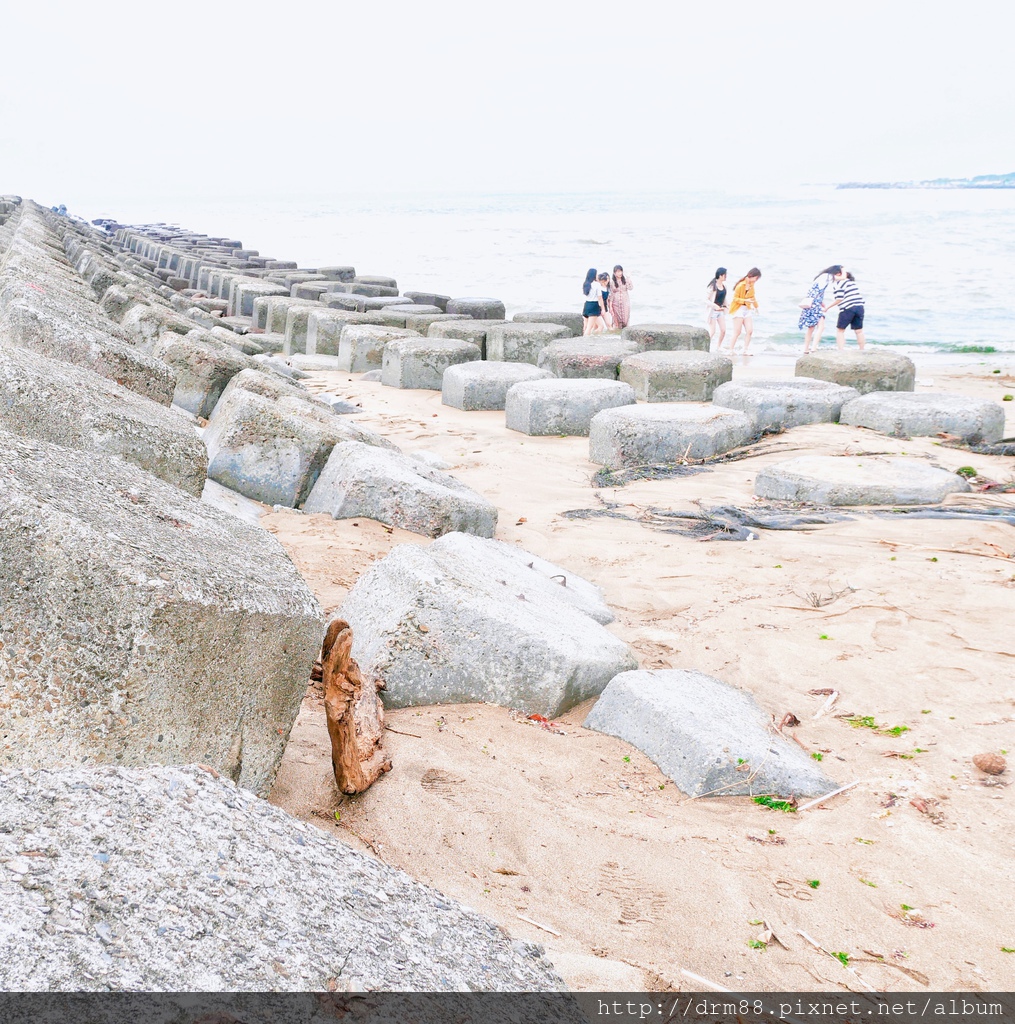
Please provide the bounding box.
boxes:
[576,239,610,245]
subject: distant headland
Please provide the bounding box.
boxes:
[837,172,1015,190]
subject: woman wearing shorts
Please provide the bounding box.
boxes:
[798,265,840,353]
[581,267,604,335]
[825,269,866,350]
[598,272,613,329]
[726,267,761,355]
[706,267,728,349]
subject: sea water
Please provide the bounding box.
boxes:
[101,186,1015,354]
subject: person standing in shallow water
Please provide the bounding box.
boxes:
[726,267,761,355]
[824,268,866,350]
[607,265,633,330]
[706,267,728,349]
[581,267,604,335]
[798,265,840,354]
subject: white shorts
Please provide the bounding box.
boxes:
[708,308,726,321]
[732,306,755,320]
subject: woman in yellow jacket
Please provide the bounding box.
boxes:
[726,267,761,355]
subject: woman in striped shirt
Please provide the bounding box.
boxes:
[824,269,866,351]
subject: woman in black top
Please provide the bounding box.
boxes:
[582,267,604,335]
[706,267,728,349]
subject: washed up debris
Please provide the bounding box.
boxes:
[972,752,1007,775]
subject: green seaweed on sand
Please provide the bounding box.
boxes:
[753,795,797,813]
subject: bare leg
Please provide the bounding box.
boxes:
[813,316,825,348]
[803,325,815,354]
[716,314,726,349]
[727,317,743,354]
[741,315,754,354]
[855,328,866,351]
[835,327,846,350]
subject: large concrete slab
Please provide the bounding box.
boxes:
[513,310,583,337]
[486,322,572,364]
[839,391,1006,443]
[445,297,506,320]
[712,378,861,431]
[304,441,497,538]
[338,324,420,372]
[590,404,755,467]
[442,361,553,411]
[754,454,972,505]
[0,430,323,796]
[382,337,481,389]
[506,378,636,436]
[537,338,639,379]
[586,670,837,798]
[621,323,710,352]
[339,542,637,717]
[619,350,732,401]
[795,350,916,394]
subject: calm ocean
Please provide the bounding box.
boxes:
[100,187,1015,354]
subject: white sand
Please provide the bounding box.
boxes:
[267,355,1015,992]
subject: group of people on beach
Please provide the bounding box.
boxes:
[581,266,633,335]
[705,265,866,355]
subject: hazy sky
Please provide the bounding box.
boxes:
[2,0,1012,211]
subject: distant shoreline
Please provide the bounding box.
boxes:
[838,172,1015,190]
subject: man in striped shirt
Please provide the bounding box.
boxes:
[824,270,866,351]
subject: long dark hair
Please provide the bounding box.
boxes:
[583,268,597,296]
[816,264,842,279]
[707,266,727,290]
[735,267,762,287]
[612,264,627,287]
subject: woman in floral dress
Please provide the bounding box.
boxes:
[607,265,633,330]
[798,265,840,353]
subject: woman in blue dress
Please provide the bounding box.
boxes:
[798,265,840,353]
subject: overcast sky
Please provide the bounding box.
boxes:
[2,0,1012,211]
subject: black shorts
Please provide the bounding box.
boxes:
[837,305,864,331]
[583,300,601,317]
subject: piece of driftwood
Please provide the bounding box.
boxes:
[322,619,391,794]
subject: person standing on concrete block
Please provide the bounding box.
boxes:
[705,267,728,349]
[798,264,840,354]
[582,268,605,335]
[597,272,613,328]
[726,267,762,356]
[608,265,634,330]
[825,268,866,351]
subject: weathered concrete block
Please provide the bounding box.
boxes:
[487,322,572,364]
[512,310,583,337]
[318,265,356,281]
[506,379,636,437]
[0,344,207,496]
[232,280,287,317]
[442,361,553,411]
[712,378,861,431]
[382,337,481,389]
[795,350,916,394]
[0,431,323,796]
[153,332,256,419]
[754,455,971,505]
[445,297,506,320]
[263,296,315,335]
[402,290,451,311]
[384,303,444,316]
[305,441,497,538]
[426,320,504,358]
[282,302,324,356]
[339,542,636,717]
[537,338,638,379]
[265,260,298,270]
[204,370,395,507]
[403,312,472,336]
[307,310,374,356]
[621,323,710,352]
[589,404,754,467]
[354,275,398,290]
[839,391,1005,444]
[292,282,335,301]
[339,325,420,372]
[586,670,836,798]
[323,293,367,313]
[618,350,733,402]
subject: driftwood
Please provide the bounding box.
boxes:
[321,619,391,794]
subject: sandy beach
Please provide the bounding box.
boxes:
[263,353,1015,993]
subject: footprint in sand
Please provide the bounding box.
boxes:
[420,768,466,797]
[598,861,669,928]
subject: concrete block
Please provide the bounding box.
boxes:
[305,441,497,538]
[712,378,862,431]
[839,391,1005,444]
[620,323,710,352]
[586,670,836,798]
[402,290,451,311]
[506,379,636,437]
[618,350,733,402]
[427,319,506,360]
[403,312,472,336]
[754,455,971,505]
[382,337,481,389]
[283,302,325,356]
[338,325,420,372]
[795,350,916,394]
[318,265,356,281]
[446,297,506,320]
[442,361,553,411]
[537,338,638,379]
[486,322,572,365]
[589,404,754,467]
[512,310,583,337]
